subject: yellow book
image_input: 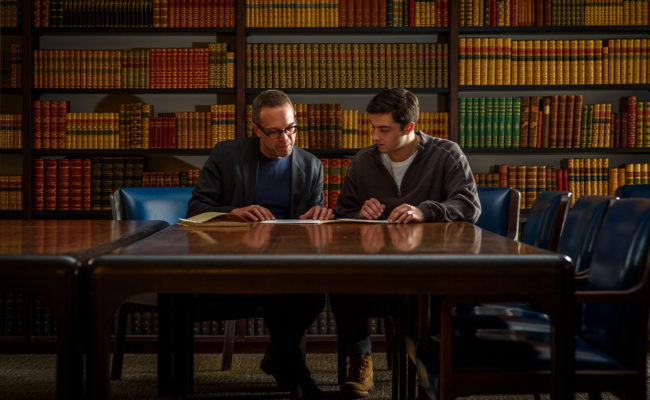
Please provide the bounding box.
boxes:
[576,40,585,85]
[487,38,495,86]
[179,211,252,227]
[472,38,481,85]
[497,38,512,85]
[519,40,527,86]
[532,40,541,85]
[496,38,504,85]
[459,37,467,86]
[547,40,555,85]
[562,40,570,85]
[640,39,647,85]
[480,38,488,86]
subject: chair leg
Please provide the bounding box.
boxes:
[221,319,237,370]
[299,334,307,355]
[110,304,130,380]
[384,315,395,370]
[337,339,347,385]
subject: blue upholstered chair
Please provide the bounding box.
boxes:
[414,198,650,399]
[519,190,571,251]
[475,187,521,239]
[110,187,260,379]
[111,186,194,225]
[615,183,650,199]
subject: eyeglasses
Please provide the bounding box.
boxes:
[255,124,299,138]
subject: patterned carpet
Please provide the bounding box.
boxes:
[0,352,645,399]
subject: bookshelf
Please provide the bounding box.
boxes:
[1,0,649,348]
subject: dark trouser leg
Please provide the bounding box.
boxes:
[263,294,326,382]
[329,294,373,355]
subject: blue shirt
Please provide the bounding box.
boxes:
[254,152,292,219]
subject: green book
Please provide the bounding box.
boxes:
[478,97,486,148]
[458,97,467,148]
[504,97,513,148]
[485,97,493,148]
[472,98,480,148]
[497,97,506,148]
[512,97,521,148]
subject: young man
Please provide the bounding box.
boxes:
[188,89,333,399]
[332,88,481,398]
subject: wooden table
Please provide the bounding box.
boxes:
[88,222,574,400]
[0,219,169,400]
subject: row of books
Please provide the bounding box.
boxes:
[0,0,19,27]
[459,38,649,86]
[33,0,235,28]
[459,0,650,27]
[0,44,21,89]
[244,103,449,149]
[0,175,22,211]
[32,100,236,149]
[0,294,54,337]
[33,44,235,89]
[458,95,650,149]
[475,160,650,208]
[33,157,202,210]
[246,42,448,89]
[0,114,22,149]
[141,170,200,187]
[246,0,448,27]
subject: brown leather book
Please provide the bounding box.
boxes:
[519,96,530,148]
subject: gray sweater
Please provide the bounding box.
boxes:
[335,132,481,222]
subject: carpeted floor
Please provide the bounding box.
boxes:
[1,352,647,399]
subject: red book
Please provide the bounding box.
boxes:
[70,159,83,210]
[44,159,58,210]
[408,0,415,26]
[621,112,628,148]
[613,112,621,148]
[83,158,91,210]
[491,0,497,26]
[58,159,70,210]
[624,96,637,147]
[33,101,42,149]
[564,95,574,148]
[572,95,582,149]
[33,159,45,210]
[169,118,177,148]
[163,117,170,148]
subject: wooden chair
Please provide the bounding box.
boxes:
[110,187,261,379]
[475,187,521,239]
[413,198,650,399]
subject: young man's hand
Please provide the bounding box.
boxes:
[387,203,423,224]
[231,205,275,221]
[359,198,386,220]
[300,205,334,220]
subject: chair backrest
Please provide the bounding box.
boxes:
[615,184,650,199]
[519,190,571,251]
[111,187,194,225]
[581,198,650,367]
[475,187,521,239]
[556,195,616,274]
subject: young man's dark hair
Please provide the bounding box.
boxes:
[366,88,419,128]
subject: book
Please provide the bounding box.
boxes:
[178,211,252,227]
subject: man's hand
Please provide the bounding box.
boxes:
[387,203,424,224]
[359,198,386,220]
[299,205,334,220]
[231,205,275,221]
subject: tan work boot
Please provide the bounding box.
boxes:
[340,353,374,398]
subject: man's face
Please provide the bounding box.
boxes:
[253,104,296,159]
[369,112,410,154]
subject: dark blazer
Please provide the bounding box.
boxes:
[187,136,324,218]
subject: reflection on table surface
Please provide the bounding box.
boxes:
[0,220,167,255]
[112,221,538,256]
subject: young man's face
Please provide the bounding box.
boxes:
[253,103,296,159]
[369,112,412,154]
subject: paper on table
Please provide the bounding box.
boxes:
[260,218,389,224]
